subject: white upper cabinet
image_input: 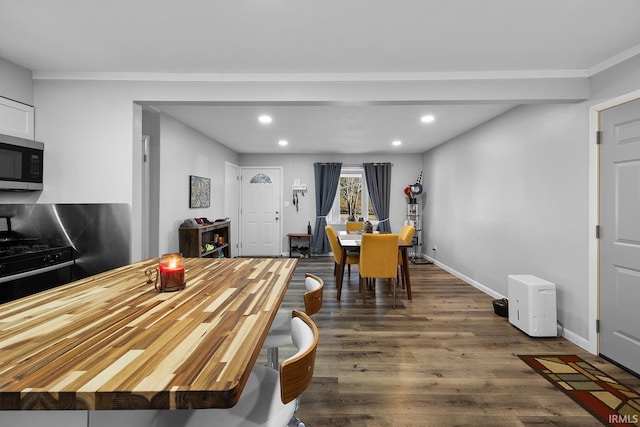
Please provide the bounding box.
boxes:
[0,97,34,139]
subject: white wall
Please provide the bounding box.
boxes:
[590,55,640,102]
[422,54,640,349]
[158,113,238,253]
[422,103,589,338]
[23,76,561,261]
[240,153,423,252]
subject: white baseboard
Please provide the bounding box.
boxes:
[425,256,592,353]
[559,327,590,351]
[425,256,505,300]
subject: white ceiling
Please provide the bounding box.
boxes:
[152,103,516,154]
[2,0,640,153]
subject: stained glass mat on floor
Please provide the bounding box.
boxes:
[519,355,640,426]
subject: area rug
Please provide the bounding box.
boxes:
[519,355,640,426]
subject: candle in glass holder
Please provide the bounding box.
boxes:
[157,253,185,292]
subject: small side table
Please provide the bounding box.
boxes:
[288,233,312,258]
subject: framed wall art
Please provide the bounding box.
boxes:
[189,175,211,208]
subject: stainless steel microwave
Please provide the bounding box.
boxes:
[0,134,44,191]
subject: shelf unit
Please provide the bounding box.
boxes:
[179,221,231,258]
[407,201,423,261]
[288,233,312,258]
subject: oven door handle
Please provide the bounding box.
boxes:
[0,260,75,284]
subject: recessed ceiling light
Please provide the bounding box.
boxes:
[420,115,435,123]
[278,139,288,146]
[258,115,272,124]
[392,140,402,146]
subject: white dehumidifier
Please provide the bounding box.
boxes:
[508,275,557,337]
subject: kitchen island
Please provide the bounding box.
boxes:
[0,257,296,424]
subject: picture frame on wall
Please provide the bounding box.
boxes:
[189,175,211,208]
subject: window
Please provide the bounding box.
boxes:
[250,173,272,184]
[327,167,375,224]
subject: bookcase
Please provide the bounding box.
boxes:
[179,221,231,258]
[407,201,422,260]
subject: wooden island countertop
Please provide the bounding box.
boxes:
[0,257,297,411]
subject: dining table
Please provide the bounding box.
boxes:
[335,231,413,301]
[0,257,297,415]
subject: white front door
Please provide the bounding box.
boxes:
[240,167,282,257]
[599,97,640,375]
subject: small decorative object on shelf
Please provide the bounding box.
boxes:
[364,220,373,233]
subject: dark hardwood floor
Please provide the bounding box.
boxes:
[260,256,640,427]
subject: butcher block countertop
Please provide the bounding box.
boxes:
[0,257,297,411]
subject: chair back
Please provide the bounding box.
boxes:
[398,224,415,244]
[346,221,364,232]
[359,234,398,279]
[303,273,324,316]
[325,225,343,264]
[397,225,416,264]
[280,310,319,404]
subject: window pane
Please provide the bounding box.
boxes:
[327,168,372,224]
[340,176,362,221]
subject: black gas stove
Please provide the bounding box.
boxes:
[0,243,75,278]
[0,216,76,303]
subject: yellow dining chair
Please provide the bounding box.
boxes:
[346,221,364,232]
[326,225,359,281]
[397,224,415,291]
[359,233,400,308]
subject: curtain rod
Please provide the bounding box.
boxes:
[342,163,393,167]
[314,162,393,167]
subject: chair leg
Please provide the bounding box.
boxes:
[392,278,397,309]
[405,275,412,300]
[267,347,279,370]
[288,415,306,427]
[359,276,366,307]
[398,265,405,289]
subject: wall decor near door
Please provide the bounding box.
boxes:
[189,175,211,208]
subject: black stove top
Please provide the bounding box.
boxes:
[0,243,75,278]
[0,244,52,257]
